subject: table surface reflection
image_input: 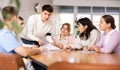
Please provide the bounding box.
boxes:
[29,50,120,66]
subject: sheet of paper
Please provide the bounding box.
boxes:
[42,44,61,51]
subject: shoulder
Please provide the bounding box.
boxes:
[0,28,13,39]
[28,14,41,20]
[90,29,100,35]
[112,30,120,37]
[91,29,99,33]
[0,28,11,34]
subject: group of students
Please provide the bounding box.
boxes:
[0,4,120,70]
[52,15,120,54]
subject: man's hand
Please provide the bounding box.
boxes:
[38,39,44,45]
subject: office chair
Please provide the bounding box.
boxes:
[0,52,26,70]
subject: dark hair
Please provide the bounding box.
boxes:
[2,6,18,20]
[18,16,23,20]
[77,17,97,40]
[61,23,71,33]
[0,20,4,29]
[42,4,53,13]
[102,15,116,29]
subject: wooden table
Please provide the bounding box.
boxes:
[28,50,120,68]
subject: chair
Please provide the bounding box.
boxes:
[48,62,120,70]
[0,52,26,70]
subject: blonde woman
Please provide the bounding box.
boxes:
[53,23,75,49]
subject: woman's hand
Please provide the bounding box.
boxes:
[91,45,100,52]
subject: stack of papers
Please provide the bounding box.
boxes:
[42,44,61,51]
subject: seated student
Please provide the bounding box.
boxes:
[73,17,100,50]
[0,6,44,70]
[91,15,120,54]
[53,23,75,49]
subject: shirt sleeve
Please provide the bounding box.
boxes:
[46,35,54,43]
[2,31,20,53]
[96,35,104,48]
[89,29,100,46]
[26,16,39,41]
[100,32,120,53]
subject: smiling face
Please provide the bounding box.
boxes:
[77,23,87,33]
[61,25,69,36]
[41,10,52,22]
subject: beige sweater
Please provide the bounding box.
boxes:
[21,14,53,42]
[72,29,101,49]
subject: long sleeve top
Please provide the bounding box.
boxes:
[53,34,75,48]
[97,30,120,54]
[21,14,53,42]
[72,29,100,49]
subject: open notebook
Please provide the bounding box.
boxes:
[41,44,61,51]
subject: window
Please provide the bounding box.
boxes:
[93,7,105,13]
[77,6,91,19]
[58,6,120,35]
[59,6,74,33]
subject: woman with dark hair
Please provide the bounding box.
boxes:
[91,15,120,54]
[53,23,75,49]
[74,17,100,50]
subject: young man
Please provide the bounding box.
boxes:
[0,6,44,70]
[0,6,42,57]
[21,4,54,47]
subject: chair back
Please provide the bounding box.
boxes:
[0,52,26,70]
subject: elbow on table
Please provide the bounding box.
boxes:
[101,49,112,54]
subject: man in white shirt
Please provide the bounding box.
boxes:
[21,4,54,47]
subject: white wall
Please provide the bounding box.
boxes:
[53,0,120,7]
[19,0,52,23]
[0,0,53,22]
[0,0,59,35]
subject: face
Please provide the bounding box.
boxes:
[99,18,110,31]
[41,10,52,22]
[78,23,87,33]
[17,18,24,29]
[61,25,69,36]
